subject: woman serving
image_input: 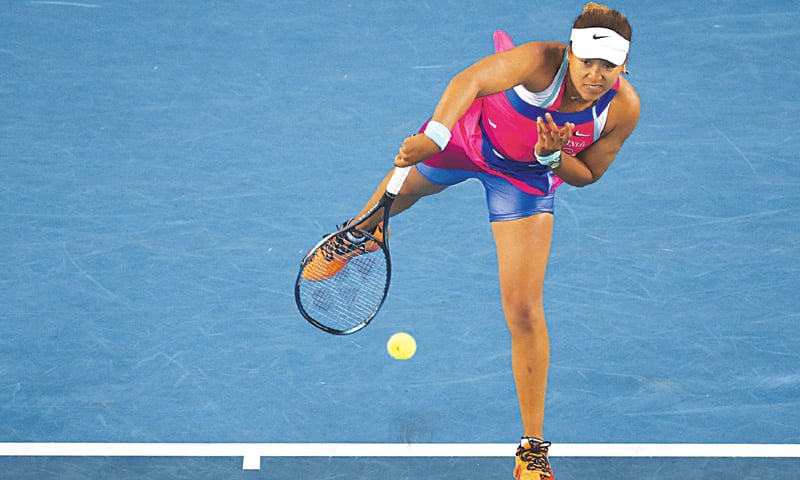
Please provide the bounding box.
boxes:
[306,3,640,478]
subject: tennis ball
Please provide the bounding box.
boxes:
[387,332,416,360]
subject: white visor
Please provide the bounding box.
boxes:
[570,27,629,66]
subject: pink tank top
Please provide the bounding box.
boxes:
[457,30,620,195]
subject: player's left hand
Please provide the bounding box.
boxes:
[535,112,574,156]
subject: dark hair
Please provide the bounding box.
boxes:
[572,2,632,41]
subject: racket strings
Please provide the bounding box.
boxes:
[297,234,389,333]
[318,230,369,262]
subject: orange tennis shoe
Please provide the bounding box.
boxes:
[514,438,555,480]
[302,221,388,281]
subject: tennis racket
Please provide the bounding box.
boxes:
[294,166,411,335]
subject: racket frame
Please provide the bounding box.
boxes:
[294,166,410,335]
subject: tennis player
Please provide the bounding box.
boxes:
[308,3,639,478]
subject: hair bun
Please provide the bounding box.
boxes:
[583,2,610,13]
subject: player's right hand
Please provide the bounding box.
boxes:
[394,133,440,167]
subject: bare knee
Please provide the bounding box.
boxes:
[503,297,547,338]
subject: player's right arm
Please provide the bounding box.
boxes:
[433,42,562,128]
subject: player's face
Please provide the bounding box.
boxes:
[566,51,626,102]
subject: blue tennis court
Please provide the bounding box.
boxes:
[2,0,799,478]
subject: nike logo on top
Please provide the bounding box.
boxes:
[592,33,609,39]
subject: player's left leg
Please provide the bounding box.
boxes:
[492,213,553,439]
[491,213,556,479]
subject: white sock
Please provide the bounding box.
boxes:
[345,230,366,243]
[521,437,544,446]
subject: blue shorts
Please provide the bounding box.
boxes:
[415,163,555,222]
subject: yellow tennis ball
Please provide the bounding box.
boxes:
[387,332,416,360]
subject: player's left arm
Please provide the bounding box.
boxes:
[554,81,641,187]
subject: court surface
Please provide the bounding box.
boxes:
[2,0,799,478]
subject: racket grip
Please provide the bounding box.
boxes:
[386,166,411,196]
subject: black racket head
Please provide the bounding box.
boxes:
[295,227,391,335]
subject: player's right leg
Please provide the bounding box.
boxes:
[351,165,448,231]
[302,166,446,281]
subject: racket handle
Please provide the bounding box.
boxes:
[386,166,411,196]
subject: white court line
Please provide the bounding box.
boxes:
[1,443,799,470]
[28,1,101,7]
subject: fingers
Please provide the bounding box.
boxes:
[394,153,411,167]
[394,136,414,166]
[536,113,574,149]
[544,112,559,133]
[538,113,572,135]
[394,133,439,167]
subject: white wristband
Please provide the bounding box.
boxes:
[423,120,451,151]
[534,149,561,166]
